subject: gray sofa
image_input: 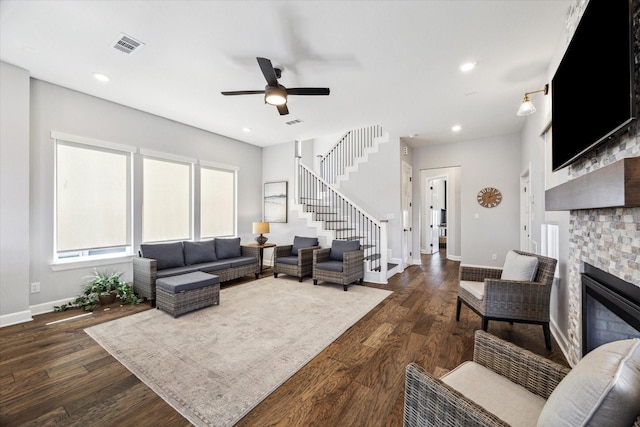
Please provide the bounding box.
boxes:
[133,237,260,303]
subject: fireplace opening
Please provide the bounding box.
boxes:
[581,263,640,356]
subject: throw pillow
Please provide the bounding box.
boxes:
[501,250,538,281]
[215,237,241,259]
[140,242,185,270]
[291,236,319,256]
[537,338,640,427]
[329,240,360,261]
[183,240,217,265]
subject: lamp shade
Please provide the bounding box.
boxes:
[252,222,270,234]
[517,98,536,116]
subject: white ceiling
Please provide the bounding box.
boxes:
[0,0,571,148]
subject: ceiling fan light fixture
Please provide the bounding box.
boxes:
[265,87,287,106]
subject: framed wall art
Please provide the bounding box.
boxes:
[264,181,288,223]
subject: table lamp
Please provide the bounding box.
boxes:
[252,221,270,245]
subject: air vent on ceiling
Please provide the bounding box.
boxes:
[111,33,145,54]
[285,119,303,125]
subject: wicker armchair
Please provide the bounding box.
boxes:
[404,331,640,427]
[312,240,364,291]
[273,236,320,282]
[456,250,557,350]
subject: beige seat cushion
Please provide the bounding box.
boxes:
[460,280,485,300]
[442,361,546,427]
[537,338,640,427]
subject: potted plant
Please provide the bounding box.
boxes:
[54,269,142,312]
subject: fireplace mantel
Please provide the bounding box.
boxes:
[545,157,640,211]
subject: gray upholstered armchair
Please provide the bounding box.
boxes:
[404,330,640,427]
[312,239,364,291]
[456,250,557,349]
[273,236,320,282]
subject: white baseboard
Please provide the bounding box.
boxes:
[31,297,76,316]
[550,318,574,367]
[0,310,33,327]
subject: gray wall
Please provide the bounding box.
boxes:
[412,133,522,266]
[0,71,263,325]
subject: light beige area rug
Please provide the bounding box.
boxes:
[85,277,392,427]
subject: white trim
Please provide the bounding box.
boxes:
[0,310,33,327]
[30,296,79,315]
[200,159,239,171]
[51,131,136,153]
[139,148,196,164]
[550,317,574,367]
[50,254,133,271]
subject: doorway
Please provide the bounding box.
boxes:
[420,167,460,261]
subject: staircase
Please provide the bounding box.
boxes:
[293,125,397,284]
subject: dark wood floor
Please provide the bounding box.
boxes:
[0,251,568,426]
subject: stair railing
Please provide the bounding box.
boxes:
[319,124,385,184]
[297,159,386,275]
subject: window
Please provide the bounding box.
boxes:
[142,156,192,243]
[200,166,235,238]
[54,135,132,260]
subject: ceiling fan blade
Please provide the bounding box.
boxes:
[277,104,289,115]
[221,90,265,96]
[286,87,330,96]
[257,57,279,87]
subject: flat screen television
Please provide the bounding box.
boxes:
[551,0,636,171]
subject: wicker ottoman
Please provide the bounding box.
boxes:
[156,271,220,317]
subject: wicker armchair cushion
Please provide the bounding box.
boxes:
[459,280,485,300]
[140,242,185,270]
[291,236,319,256]
[501,250,539,281]
[276,255,298,265]
[537,338,640,427]
[183,240,217,265]
[442,361,546,427]
[315,260,344,272]
[215,237,241,259]
[329,240,360,261]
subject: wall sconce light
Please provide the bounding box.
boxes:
[516,83,549,116]
[252,221,270,245]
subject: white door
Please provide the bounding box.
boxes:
[401,161,413,268]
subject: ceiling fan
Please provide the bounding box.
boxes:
[221,57,330,116]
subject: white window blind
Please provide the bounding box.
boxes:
[56,141,130,252]
[143,157,191,242]
[201,167,235,237]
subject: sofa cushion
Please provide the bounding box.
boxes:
[291,236,319,256]
[215,237,241,259]
[501,250,538,281]
[183,240,217,265]
[537,338,640,427]
[140,242,185,270]
[156,265,201,278]
[156,271,219,294]
[196,261,232,273]
[230,256,257,268]
[329,240,360,261]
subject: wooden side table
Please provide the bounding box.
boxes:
[248,243,276,272]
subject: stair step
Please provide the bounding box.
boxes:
[365,253,381,261]
[373,263,398,272]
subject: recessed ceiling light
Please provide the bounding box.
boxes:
[459,62,476,72]
[93,72,110,83]
[408,134,417,138]
[451,125,462,132]
[242,127,252,133]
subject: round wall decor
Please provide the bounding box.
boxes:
[477,187,502,208]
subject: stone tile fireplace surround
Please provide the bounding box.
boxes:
[556,0,640,365]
